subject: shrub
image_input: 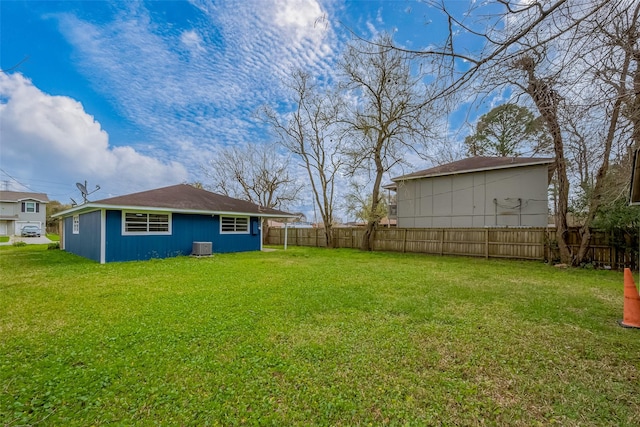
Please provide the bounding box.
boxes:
[12,241,27,247]
[47,242,60,250]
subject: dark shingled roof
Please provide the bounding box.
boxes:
[0,190,50,203]
[392,156,555,181]
[87,184,293,217]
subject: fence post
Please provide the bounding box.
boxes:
[403,228,407,253]
[284,224,288,250]
[440,229,444,256]
[611,244,614,270]
[485,228,489,259]
[545,228,550,262]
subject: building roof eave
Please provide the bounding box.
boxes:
[52,203,299,219]
[392,157,555,182]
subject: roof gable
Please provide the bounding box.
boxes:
[392,156,555,182]
[0,190,50,203]
[55,184,295,218]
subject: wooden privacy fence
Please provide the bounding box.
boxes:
[268,227,546,260]
[563,228,637,270]
[266,226,638,269]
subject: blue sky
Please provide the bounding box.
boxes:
[1,0,481,210]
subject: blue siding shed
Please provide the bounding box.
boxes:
[63,211,102,262]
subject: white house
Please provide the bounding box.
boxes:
[0,191,50,236]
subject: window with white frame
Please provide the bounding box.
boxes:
[123,212,171,235]
[22,202,38,213]
[72,215,80,234]
[220,216,249,233]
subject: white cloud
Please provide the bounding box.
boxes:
[51,0,338,155]
[180,30,206,54]
[365,21,379,38]
[2,1,344,206]
[273,0,326,43]
[0,73,188,199]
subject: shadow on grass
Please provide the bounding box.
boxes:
[0,244,93,267]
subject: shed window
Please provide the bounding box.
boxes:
[123,212,171,235]
[72,215,79,234]
[220,216,249,233]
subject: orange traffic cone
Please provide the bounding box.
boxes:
[620,268,640,329]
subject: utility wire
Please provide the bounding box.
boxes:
[0,168,33,191]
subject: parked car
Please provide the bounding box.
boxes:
[21,225,41,237]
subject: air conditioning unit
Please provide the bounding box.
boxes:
[192,241,212,256]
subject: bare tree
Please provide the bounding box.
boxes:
[511,53,573,263]
[263,71,342,248]
[411,1,612,101]
[563,112,598,189]
[571,2,640,263]
[339,34,435,251]
[383,0,635,265]
[500,2,637,264]
[202,143,303,241]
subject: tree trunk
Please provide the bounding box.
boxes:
[324,223,334,248]
[536,97,572,264]
[360,146,385,251]
[633,59,640,149]
[517,56,573,264]
[361,220,376,251]
[554,174,572,265]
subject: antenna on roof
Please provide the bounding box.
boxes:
[70,197,78,207]
[75,180,101,203]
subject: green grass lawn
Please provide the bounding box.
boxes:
[1,245,639,426]
[0,236,9,243]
